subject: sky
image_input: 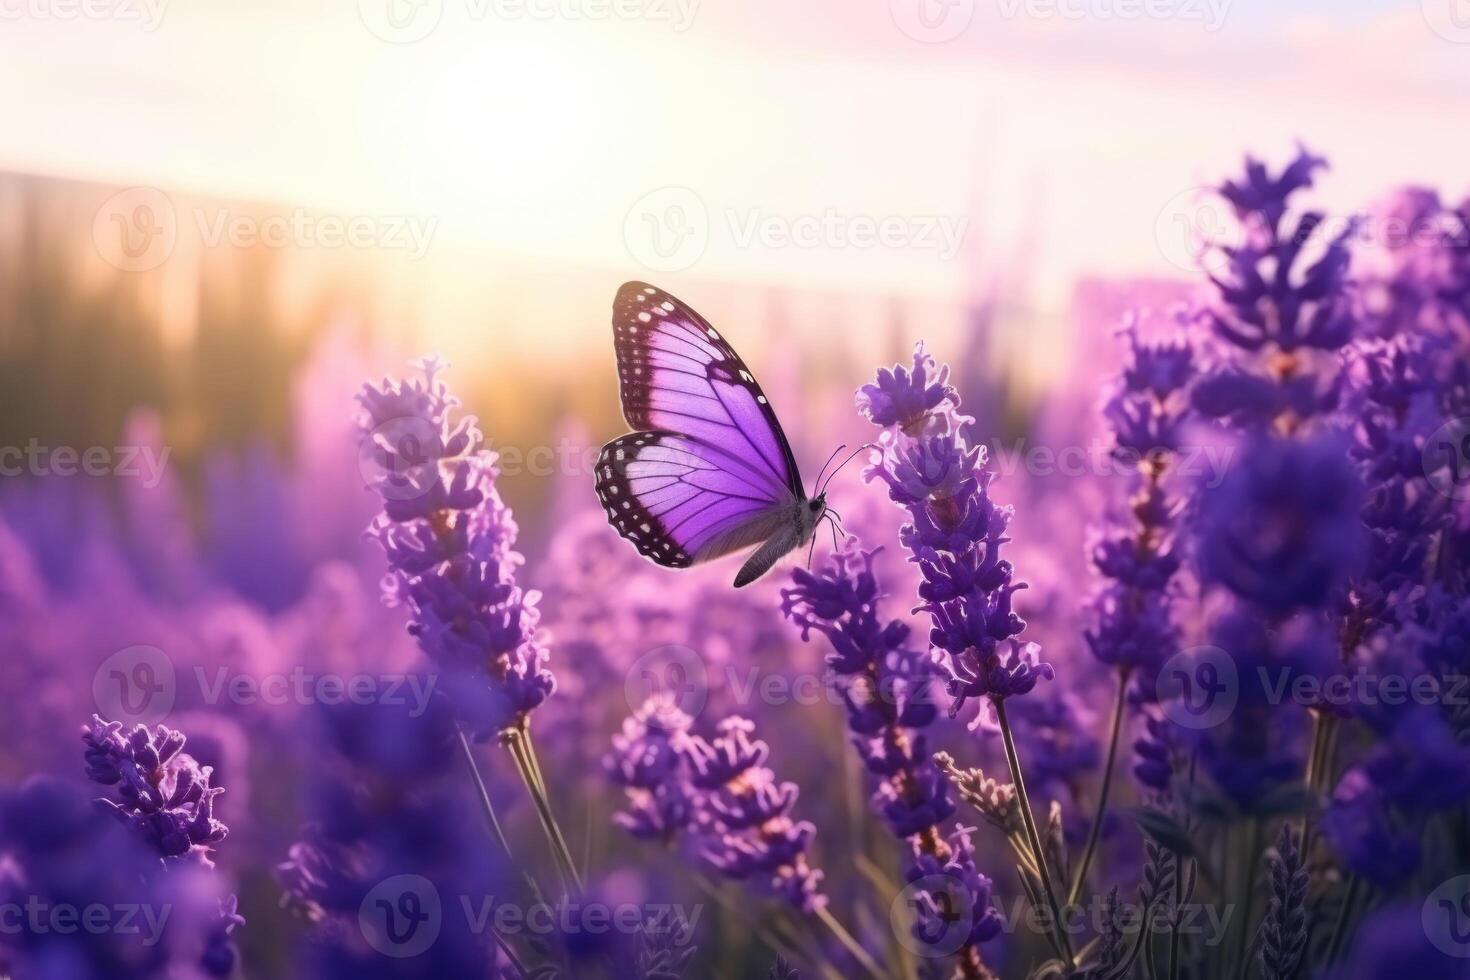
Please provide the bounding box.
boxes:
[0,0,1466,323]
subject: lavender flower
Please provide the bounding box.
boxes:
[278,697,507,977]
[606,694,696,843]
[857,342,960,433]
[202,895,247,978]
[0,776,237,980]
[783,540,950,841]
[1196,434,1367,617]
[860,345,1063,975]
[81,714,228,865]
[1319,769,1420,889]
[606,704,826,914]
[1211,148,1355,354]
[638,910,698,979]
[1087,320,1193,694]
[902,827,1005,967]
[785,541,1010,976]
[1258,827,1308,980]
[686,717,826,913]
[1191,612,1329,808]
[934,753,1020,837]
[769,956,801,980]
[1338,335,1449,645]
[1130,707,1178,796]
[358,358,554,738]
[1193,147,1356,430]
[861,346,1054,727]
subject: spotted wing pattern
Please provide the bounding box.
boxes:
[595,282,806,570]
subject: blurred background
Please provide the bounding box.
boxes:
[3,0,1469,536]
[2,1,1468,977]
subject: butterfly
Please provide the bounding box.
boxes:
[595,282,852,587]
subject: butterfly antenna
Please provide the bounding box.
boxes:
[811,444,847,492]
[819,443,877,496]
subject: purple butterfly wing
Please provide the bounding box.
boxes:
[596,282,805,569]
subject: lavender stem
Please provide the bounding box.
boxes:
[456,724,515,862]
[504,723,584,895]
[1070,667,1131,905]
[813,903,885,980]
[995,699,1074,969]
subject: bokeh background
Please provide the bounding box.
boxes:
[2,2,1469,978]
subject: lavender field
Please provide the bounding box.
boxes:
[3,4,1470,978]
[1,148,1468,979]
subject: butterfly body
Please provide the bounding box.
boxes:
[595,282,831,587]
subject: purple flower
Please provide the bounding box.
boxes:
[902,827,1004,955]
[1105,322,1197,457]
[606,706,826,914]
[1258,827,1308,980]
[0,776,236,980]
[1197,435,1367,616]
[862,349,1054,729]
[684,717,827,913]
[1219,148,1327,235]
[1190,147,1358,437]
[856,343,959,433]
[1210,148,1354,355]
[1085,316,1194,701]
[1322,903,1469,980]
[278,697,508,978]
[606,694,696,843]
[1319,769,1421,890]
[358,359,554,737]
[81,715,228,866]
[201,895,246,978]
[768,956,801,980]
[1337,336,1450,643]
[1189,612,1329,808]
[1131,706,1177,795]
[1085,583,1176,677]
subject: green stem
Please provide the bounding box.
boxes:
[1302,713,1337,854]
[453,726,533,979]
[1324,874,1360,964]
[1233,819,1262,980]
[1070,668,1131,905]
[504,722,584,895]
[1168,852,1185,980]
[1170,750,1198,980]
[689,873,810,971]
[995,699,1075,969]
[456,725,515,861]
[814,903,886,980]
